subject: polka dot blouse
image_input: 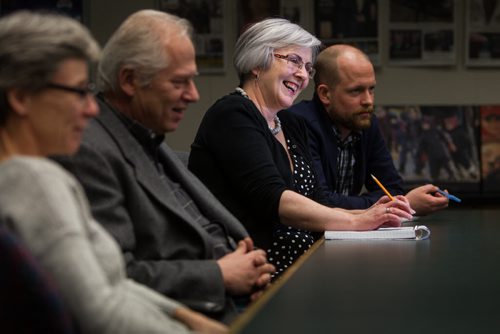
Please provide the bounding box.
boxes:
[267,139,317,280]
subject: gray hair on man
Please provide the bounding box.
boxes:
[97,9,193,93]
[233,18,322,85]
[0,10,100,118]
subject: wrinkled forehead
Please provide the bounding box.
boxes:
[165,36,197,67]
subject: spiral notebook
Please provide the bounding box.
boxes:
[324,225,431,240]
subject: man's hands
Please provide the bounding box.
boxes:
[405,184,448,216]
[217,237,275,298]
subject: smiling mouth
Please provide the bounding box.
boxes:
[283,81,299,94]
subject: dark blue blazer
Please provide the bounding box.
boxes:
[288,95,404,209]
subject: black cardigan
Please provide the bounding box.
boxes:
[189,93,325,249]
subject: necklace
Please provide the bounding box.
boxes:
[234,87,282,135]
[268,115,281,135]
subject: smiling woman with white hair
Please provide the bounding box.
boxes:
[189,18,413,279]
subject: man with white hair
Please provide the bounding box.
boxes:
[55,10,274,324]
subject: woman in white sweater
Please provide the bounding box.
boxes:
[0,10,226,334]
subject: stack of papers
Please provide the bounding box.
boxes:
[324,225,430,240]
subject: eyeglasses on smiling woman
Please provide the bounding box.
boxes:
[273,53,315,79]
[45,82,96,104]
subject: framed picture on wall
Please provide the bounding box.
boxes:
[465,0,500,67]
[314,0,380,65]
[0,0,85,23]
[236,0,280,35]
[480,106,500,192]
[388,0,457,66]
[374,105,481,195]
[281,0,302,25]
[159,0,225,74]
[236,0,304,36]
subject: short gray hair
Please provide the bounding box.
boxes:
[0,10,100,121]
[97,9,193,93]
[234,18,321,84]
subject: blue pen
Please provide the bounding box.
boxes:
[436,189,461,203]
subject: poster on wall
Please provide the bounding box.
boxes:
[388,0,457,66]
[0,0,84,23]
[375,105,481,194]
[465,0,500,67]
[159,0,225,74]
[480,106,500,192]
[314,0,380,65]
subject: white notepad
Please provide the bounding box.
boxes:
[324,225,431,240]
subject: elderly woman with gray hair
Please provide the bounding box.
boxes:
[189,18,413,278]
[0,10,226,334]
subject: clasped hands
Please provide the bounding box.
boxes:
[217,237,275,301]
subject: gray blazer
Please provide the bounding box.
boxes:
[54,96,248,323]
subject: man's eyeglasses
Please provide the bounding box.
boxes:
[273,53,315,79]
[45,82,96,100]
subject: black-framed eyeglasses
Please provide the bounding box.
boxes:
[274,53,315,79]
[45,82,96,99]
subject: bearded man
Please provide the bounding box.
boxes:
[288,44,448,216]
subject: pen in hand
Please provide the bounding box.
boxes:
[370,174,395,201]
[436,189,462,203]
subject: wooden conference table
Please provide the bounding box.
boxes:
[232,208,500,334]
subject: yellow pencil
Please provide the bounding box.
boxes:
[370,174,395,201]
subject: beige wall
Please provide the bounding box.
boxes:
[88,0,500,151]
